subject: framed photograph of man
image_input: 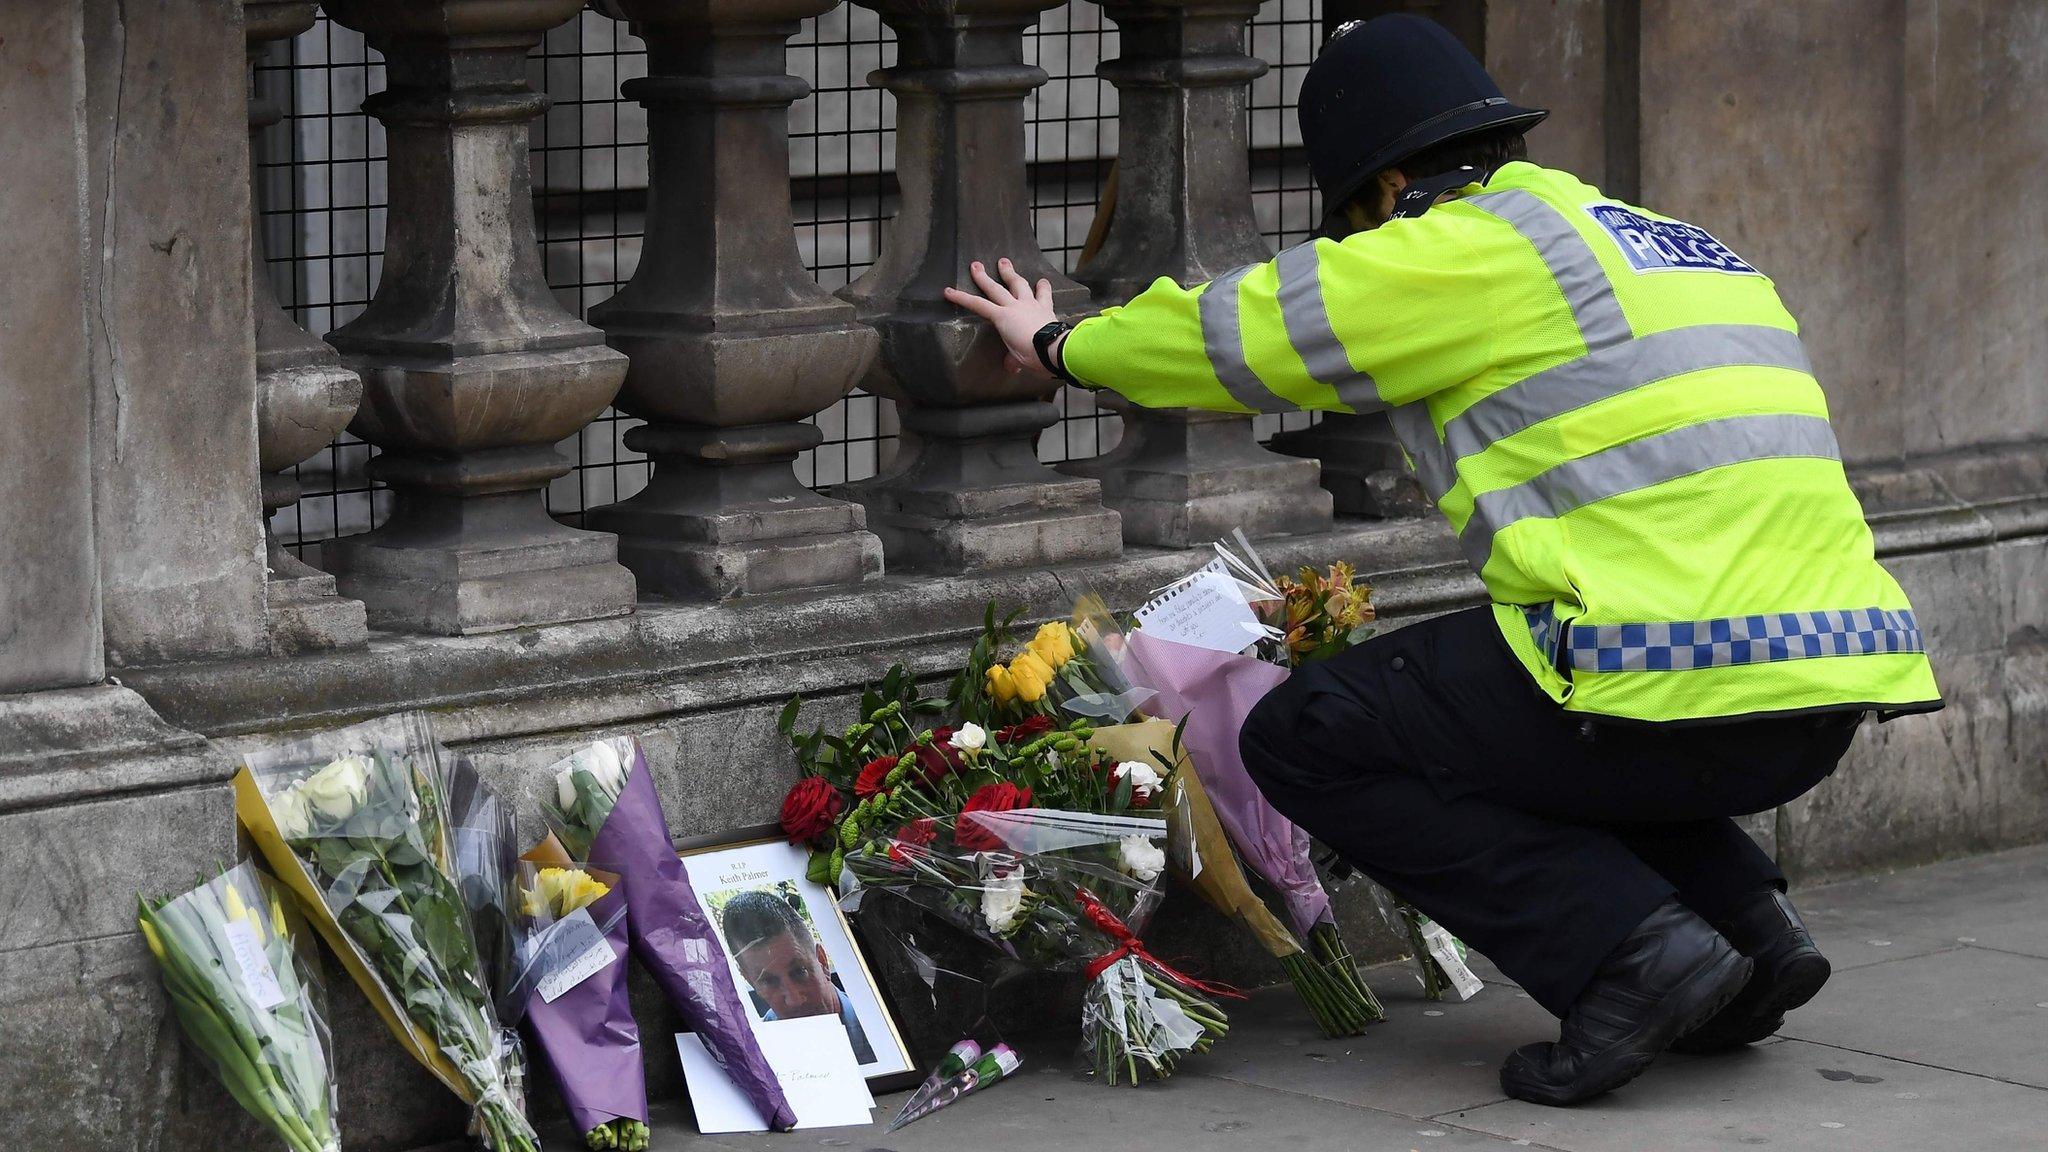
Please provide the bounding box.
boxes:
[675,827,918,1089]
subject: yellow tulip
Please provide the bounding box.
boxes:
[1008,651,1052,703]
[223,882,262,944]
[985,664,1017,705]
[139,918,166,962]
[270,894,290,941]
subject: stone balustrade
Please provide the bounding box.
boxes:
[9,7,2048,1152]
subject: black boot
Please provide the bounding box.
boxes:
[1668,888,1831,1054]
[1499,899,1751,1106]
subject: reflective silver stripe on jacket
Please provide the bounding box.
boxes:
[1460,412,1842,573]
[1466,189,1634,351]
[1199,263,1295,414]
[1273,240,1383,411]
[1406,324,1815,496]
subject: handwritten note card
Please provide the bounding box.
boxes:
[1133,559,1264,655]
[224,919,288,1011]
[677,1016,874,1133]
[532,908,617,1004]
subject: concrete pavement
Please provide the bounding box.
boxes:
[578,844,2048,1151]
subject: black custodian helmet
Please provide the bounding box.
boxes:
[1298,15,1547,232]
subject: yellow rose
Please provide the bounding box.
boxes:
[1029,621,1077,667]
[1008,651,1053,703]
[986,664,1017,705]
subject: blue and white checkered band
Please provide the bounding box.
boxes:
[1525,605,1925,674]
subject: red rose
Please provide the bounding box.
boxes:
[994,716,1055,744]
[779,777,845,845]
[854,756,896,799]
[955,782,1034,852]
[912,736,964,784]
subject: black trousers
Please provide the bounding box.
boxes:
[1240,606,1860,1017]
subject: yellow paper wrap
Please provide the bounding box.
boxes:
[1088,718,1303,959]
[234,766,472,1098]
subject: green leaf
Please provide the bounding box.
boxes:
[777,697,804,738]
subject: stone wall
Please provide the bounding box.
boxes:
[2,3,2045,1152]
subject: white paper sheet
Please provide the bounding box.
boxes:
[677,1016,875,1133]
[1133,562,1264,655]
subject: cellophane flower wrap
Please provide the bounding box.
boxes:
[510,857,648,1151]
[443,753,528,1115]
[233,713,536,1152]
[541,736,795,1131]
[138,861,340,1152]
[781,666,1234,1084]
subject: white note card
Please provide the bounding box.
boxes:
[1422,922,1485,1002]
[533,908,617,1004]
[677,1016,874,1133]
[224,919,289,1011]
[1134,561,1263,655]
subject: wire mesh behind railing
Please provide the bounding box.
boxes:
[258,1,1323,564]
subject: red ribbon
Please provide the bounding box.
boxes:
[1075,887,1247,1000]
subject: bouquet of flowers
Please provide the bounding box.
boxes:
[957,603,1153,727]
[138,862,340,1152]
[1268,560,1377,665]
[779,667,1236,1084]
[1106,539,1387,1036]
[1090,718,1383,1036]
[443,754,528,1115]
[510,850,649,1151]
[542,735,794,1131]
[233,713,537,1152]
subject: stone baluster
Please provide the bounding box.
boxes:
[839,0,1123,574]
[1061,0,1332,546]
[244,1,369,653]
[320,0,636,634]
[582,0,882,597]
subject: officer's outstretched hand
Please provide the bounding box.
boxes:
[944,258,1058,378]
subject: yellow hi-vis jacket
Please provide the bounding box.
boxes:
[1063,161,1941,724]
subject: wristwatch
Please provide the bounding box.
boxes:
[1031,320,1078,385]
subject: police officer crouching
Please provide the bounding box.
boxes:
[945,14,1942,1106]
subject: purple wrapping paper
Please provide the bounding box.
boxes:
[591,743,798,1131]
[524,886,648,1135]
[1124,630,1334,937]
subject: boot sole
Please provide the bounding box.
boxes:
[1670,950,1832,1053]
[1500,949,1754,1107]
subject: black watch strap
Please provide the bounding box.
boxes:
[1031,320,1077,384]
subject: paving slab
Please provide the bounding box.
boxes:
[1793,844,2048,959]
[1781,945,2048,1088]
[1443,1038,2048,1151]
[653,1062,1544,1152]
[1200,962,1562,1118]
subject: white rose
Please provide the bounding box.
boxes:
[557,739,627,811]
[1119,834,1166,883]
[1114,760,1163,799]
[298,754,372,822]
[950,722,988,753]
[980,872,1027,935]
[271,790,313,841]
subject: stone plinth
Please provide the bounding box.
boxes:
[837,0,1122,574]
[321,0,636,635]
[244,1,368,653]
[1059,0,1331,546]
[585,0,883,599]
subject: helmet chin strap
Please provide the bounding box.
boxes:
[1389,164,1489,220]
